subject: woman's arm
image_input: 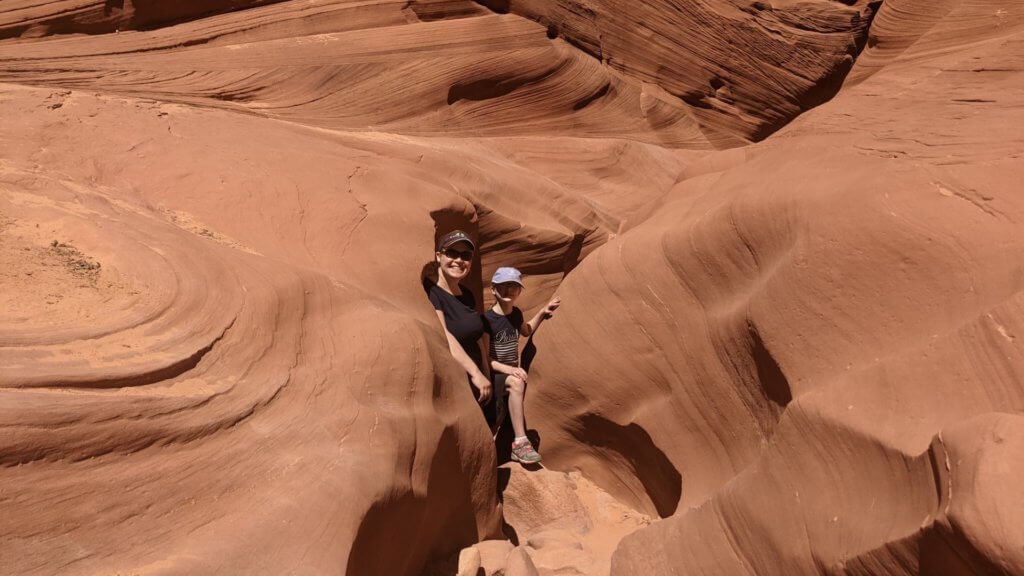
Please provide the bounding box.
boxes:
[479,332,491,380]
[434,310,492,403]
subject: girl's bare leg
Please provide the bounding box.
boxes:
[506,375,527,438]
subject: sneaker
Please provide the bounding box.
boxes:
[511,438,542,464]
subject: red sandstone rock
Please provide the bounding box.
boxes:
[474,539,516,575]
[0,1,1021,575]
[457,546,483,576]
[506,546,541,576]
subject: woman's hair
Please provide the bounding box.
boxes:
[420,260,439,291]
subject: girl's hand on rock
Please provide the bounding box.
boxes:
[543,297,561,318]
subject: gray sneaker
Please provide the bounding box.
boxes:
[511,438,542,464]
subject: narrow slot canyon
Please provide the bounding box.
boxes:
[2,1,1023,575]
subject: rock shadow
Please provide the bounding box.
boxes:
[572,413,682,518]
[747,323,792,407]
[346,426,479,576]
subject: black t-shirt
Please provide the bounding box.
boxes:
[426,283,489,369]
[485,307,524,367]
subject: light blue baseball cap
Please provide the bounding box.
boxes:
[491,267,524,286]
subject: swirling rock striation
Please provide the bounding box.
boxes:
[0,0,1022,575]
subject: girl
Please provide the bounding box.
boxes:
[486,267,560,464]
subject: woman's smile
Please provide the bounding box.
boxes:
[439,241,474,280]
[446,261,467,276]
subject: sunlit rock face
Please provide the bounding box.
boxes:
[1,1,1022,575]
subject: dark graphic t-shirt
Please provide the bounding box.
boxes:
[427,283,489,369]
[485,307,524,367]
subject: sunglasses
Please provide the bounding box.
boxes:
[442,248,474,261]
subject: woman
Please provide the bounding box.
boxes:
[425,229,494,420]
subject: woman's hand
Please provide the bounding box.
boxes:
[472,372,493,404]
[511,367,529,383]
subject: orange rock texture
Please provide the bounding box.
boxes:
[1,1,1022,575]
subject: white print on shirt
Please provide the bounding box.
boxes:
[493,329,518,345]
[492,328,519,365]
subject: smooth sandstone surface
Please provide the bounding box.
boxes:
[1,1,1022,575]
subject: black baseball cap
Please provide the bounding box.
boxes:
[437,229,476,251]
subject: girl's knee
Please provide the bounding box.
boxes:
[507,375,525,392]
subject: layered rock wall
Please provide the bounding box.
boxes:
[1,1,1022,575]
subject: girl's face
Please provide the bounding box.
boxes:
[437,241,474,281]
[492,282,522,303]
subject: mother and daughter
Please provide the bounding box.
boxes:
[425,230,560,465]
